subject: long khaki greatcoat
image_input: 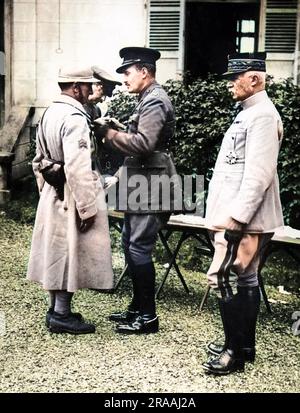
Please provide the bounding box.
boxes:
[27,94,113,292]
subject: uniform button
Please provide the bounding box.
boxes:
[82,209,86,214]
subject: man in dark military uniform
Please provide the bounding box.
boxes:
[84,67,123,176]
[100,47,180,334]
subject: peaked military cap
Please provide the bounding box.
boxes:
[58,67,99,83]
[91,66,122,86]
[91,66,122,97]
[222,52,267,78]
[116,47,161,73]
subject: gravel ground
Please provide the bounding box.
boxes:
[0,211,299,393]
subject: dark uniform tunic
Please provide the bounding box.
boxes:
[105,81,179,264]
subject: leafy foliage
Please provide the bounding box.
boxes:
[26,77,300,227]
[108,75,300,228]
[266,78,300,228]
[4,177,38,224]
[107,91,138,125]
[164,74,236,180]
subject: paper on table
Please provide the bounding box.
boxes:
[168,219,300,239]
[274,226,300,239]
[169,214,206,226]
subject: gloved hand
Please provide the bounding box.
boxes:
[76,213,96,233]
[224,229,243,244]
[93,118,110,139]
[105,117,126,131]
[94,117,125,132]
[104,175,119,190]
[223,217,244,243]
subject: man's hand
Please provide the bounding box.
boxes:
[105,117,126,131]
[213,216,244,232]
[94,117,125,132]
[224,218,244,243]
[77,214,96,233]
[225,217,244,232]
[93,118,110,139]
[104,176,119,190]
[224,229,244,244]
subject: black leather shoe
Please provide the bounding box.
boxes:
[49,313,95,334]
[207,341,255,362]
[109,309,139,323]
[45,309,83,328]
[116,315,159,335]
[202,349,245,375]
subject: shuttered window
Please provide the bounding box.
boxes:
[148,0,181,51]
[265,0,298,53]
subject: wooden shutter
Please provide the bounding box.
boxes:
[265,0,298,53]
[148,0,181,51]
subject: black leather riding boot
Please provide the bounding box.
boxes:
[116,262,158,334]
[126,254,140,312]
[207,291,258,362]
[237,285,260,362]
[207,298,229,356]
[134,261,156,317]
[203,294,245,375]
[109,254,140,323]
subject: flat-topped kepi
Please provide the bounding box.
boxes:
[58,67,99,83]
[222,52,267,78]
[116,46,161,73]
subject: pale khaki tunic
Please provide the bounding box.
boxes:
[205,90,283,233]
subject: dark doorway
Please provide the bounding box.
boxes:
[0,1,4,127]
[185,1,260,79]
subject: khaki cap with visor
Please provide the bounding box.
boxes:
[58,67,99,83]
[91,66,122,86]
[91,66,122,97]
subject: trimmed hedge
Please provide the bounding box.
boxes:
[108,76,300,228]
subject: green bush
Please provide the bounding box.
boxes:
[2,177,38,224]
[28,77,299,227]
[266,78,300,228]
[164,74,235,179]
[107,91,138,125]
[108,75,300,228]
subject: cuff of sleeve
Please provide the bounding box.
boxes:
[230,207,251,225]
[77,204,97,220]
[114,168,120,180]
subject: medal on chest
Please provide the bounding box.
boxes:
[226,150,238,164]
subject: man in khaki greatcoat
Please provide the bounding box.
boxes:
[202,52,283,375]
[27,68,114,335]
